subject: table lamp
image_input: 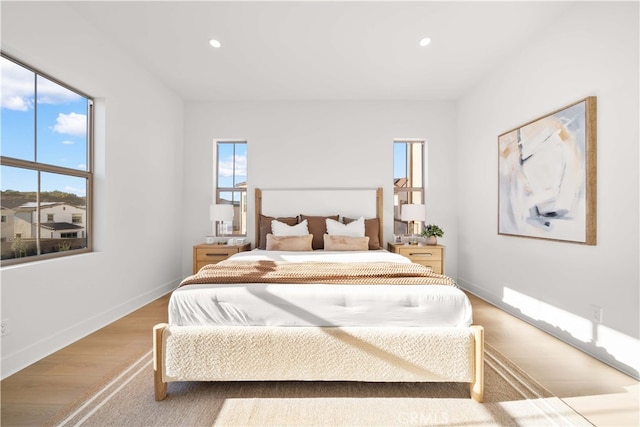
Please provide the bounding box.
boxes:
[400,204,425,245]
[210,204,234,242]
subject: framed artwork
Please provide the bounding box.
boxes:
[498,97,597,244]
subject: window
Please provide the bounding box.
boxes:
[393,140,425,235]
[215,140,247,236]
[1,53,93,264]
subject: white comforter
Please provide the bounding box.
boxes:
[169,249,473,328]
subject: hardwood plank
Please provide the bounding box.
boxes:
[1,374,103,405]
[0,404,61,427]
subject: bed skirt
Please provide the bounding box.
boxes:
[153,324,484,402]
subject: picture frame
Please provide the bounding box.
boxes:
[498,97,597,245]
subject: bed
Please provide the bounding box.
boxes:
[153,188,484,402]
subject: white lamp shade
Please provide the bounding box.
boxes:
[210,204,234,221]
[400,204,425,221]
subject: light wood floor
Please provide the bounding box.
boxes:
[468,293,639,426]
[1,292,638,426]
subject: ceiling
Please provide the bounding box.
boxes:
[70,1,573,101]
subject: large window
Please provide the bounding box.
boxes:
[215,140,247,236]
[393,140,425,235]
[1,53,93,265]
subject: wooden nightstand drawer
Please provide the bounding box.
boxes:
[195,247,234,261]
[387,243,445,274]
[396,246,442,261]
[193,243,251,273]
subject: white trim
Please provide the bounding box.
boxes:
[0,279,177,380]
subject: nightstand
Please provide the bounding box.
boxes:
[193,242,251,273]
[387,242,445,274]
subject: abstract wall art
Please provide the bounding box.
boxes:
[498,97,597,244]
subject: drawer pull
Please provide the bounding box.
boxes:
[410,253,433,257]
[205,253,228,257]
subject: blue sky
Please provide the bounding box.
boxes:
[1,56,88,197]
[393,142,407,180]
[217,142,247,189]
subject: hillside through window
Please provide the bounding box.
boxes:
[1,53,93,264]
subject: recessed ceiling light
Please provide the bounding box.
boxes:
[209,39,221,48]
[419,37,432,47]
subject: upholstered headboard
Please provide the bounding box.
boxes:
[255,188,383,249]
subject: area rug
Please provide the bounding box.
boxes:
[51,343,591,426]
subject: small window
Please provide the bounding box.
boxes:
[215,141,247,236]
[393,140,425,235]
[72,214,82,223]
[1,53,93,265]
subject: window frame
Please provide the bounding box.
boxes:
[393,139,425,235]
[0,52,94,266]
[214,139,247,237]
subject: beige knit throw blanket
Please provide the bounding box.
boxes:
[180,260,457,287]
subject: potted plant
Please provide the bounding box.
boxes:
[421,224,444,245]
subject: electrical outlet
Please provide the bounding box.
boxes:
[1,319,8,336]
[589,305,603,323]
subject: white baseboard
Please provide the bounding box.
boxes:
[0,279,178,380]
[458,278,639,380]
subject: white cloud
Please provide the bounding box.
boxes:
[3,96,30,111]
[1,57,82,111]
[53,113,86,137]
[62,140,75,145]
[1,58,34,111]
[218,154,247,178]
[37,77,82,105]
[64,185,86,197]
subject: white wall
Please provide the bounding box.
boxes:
[3,0,636,383]
[457,2,639,377]
[1,2,185,378]
[181,101,459,277]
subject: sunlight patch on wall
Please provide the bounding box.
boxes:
[596,324,640,373]
[503,287,592,343]
[504,287,640,377]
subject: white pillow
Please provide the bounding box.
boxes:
[271,219,309,236]
[326,217,365,237]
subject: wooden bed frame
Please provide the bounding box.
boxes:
[153,188,484,402]
[255,187,384,249]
